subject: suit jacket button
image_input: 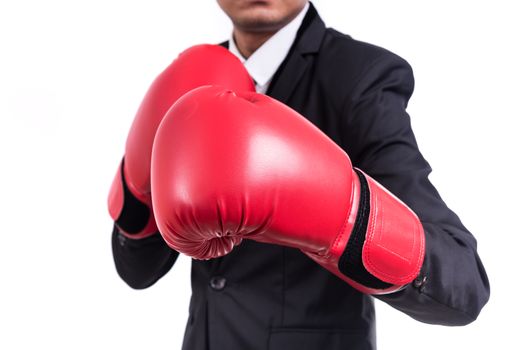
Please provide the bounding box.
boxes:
[209,276,227,291]
[117,233,127,247]
[413,275,428,290]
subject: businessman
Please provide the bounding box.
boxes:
[108,1,490,349]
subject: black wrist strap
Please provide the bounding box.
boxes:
[115,158,152,235]
[338,169,393,290]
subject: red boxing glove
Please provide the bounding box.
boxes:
[107,45,255,239]
[151,86,425,294]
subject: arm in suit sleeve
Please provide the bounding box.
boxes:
[338,52,490,325]
[111,156,180,289]
[112,225,179,289]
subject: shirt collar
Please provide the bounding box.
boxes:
[228,2,309,93]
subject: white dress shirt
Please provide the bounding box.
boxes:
[228,3,309,94]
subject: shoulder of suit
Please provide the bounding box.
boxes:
[318,27,412,71]
[314,27,413,89]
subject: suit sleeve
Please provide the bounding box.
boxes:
[112,225,179,289]
[338,52,490,325]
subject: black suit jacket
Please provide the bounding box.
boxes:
[112,3,490,349]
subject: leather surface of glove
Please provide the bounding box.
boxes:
[152,86,425,294]
[108,45,255,238]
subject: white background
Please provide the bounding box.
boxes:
[0,0,503,349]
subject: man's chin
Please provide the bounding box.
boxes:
[233,14,287,33]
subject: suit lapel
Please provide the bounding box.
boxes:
[267,2,326,103]
[267,51,308,103]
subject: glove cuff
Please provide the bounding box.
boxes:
[306,169,425,295]
[108,159,158,239]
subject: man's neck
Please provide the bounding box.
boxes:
[232,29,275,59]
